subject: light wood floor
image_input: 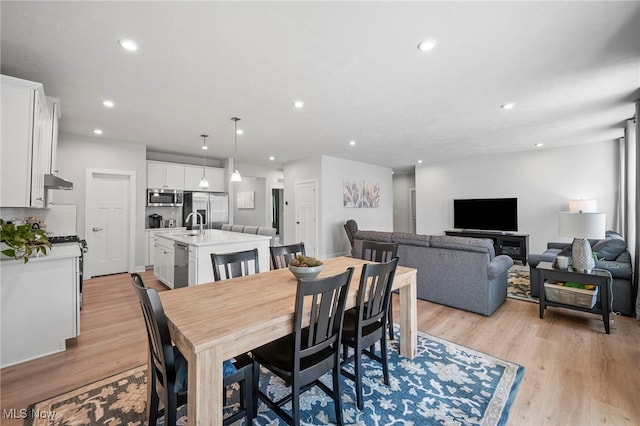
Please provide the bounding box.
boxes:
[2,269,639,425]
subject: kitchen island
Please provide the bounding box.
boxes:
[1,245,81,367]
[154,229,271,287]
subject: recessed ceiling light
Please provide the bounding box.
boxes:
[118,39,138,51]
[102,100,115,108]
[501,103,515,110]
[535,143,544,147]
[417,159,423,164]
[236,129,243,135]
[93,129,103,135]
[417,39,436,52]
[293,100,304,108]
[269,156,275,161]
[349,140,356,146]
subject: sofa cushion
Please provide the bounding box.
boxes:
[391,232,431,247]
[430,235,495,257]
[592,238,627,261]
[353,230,392,243]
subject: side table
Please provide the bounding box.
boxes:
[537,261,612,334]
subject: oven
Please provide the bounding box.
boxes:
[49,236,88,308]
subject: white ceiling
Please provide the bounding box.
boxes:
[2,1,639,172]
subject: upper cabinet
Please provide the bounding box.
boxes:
[147,161,185,190]
[184,165,226,192]
[1,75,54,208]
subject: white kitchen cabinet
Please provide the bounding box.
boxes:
[43,97,61,174]
[1,246,80,368]
[1,75,50,208]
[188,246,197,286]
[153,235,175,288]
[147,161,185,190]
[184,165,226,192]
[145,228,186,266]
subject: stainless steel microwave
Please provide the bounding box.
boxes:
[147,189,184,207]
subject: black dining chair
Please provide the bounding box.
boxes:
[359,240,399,340]
[130,273,253,426]
[251,268,354,426]
[269,242,306,270]
[340,257,399,410]
[211,248,260,281]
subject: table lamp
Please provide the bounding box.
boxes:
[558,212,605,273]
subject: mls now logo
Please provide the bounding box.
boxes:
[3,408,55,420]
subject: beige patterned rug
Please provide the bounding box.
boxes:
[507,264,538,303]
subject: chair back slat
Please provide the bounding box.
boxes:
[270,243,306,269]
[211,248,260,281]
[356,258,399,330]
[361,240,398,263]
[295,268,353,362]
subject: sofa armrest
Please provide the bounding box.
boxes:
[594,260,633,280]
[547,242,570,250]
[487,255,514,280]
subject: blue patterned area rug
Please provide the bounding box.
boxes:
[26,329,524,426]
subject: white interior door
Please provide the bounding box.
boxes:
[295,180,318,257]
[86,171,132,277]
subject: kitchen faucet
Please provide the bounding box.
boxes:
[185,212,204,236]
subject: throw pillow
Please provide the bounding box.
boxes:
[592,238,627,261]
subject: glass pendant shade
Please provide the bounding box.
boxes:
[199,134,209,188]
[230,117,242,183]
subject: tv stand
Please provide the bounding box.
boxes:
[445,230,529,265]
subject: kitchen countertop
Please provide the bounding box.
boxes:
[155,229,271,247]
[0,244,80,262]
[145,227,187,232]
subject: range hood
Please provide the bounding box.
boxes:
[44,174,73,190]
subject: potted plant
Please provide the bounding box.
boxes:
[0,219,52,263]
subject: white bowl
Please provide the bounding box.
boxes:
[288,264,324,280]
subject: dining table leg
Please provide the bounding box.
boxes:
[187,345,224,425]
[398,272,418,359]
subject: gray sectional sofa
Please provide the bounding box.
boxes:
[352,230,514,316]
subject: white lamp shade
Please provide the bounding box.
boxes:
[558,212,605,239]
[230,170,242,182]
[569,199,597,213]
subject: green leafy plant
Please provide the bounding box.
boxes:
[1,219,52,263]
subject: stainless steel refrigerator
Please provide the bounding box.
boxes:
[182,192,229,230]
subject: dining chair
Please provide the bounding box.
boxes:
[340,257,399,410]
[130,273,253,426]
[252,268,354,426]
[359,240,399,340]
[211,248,260,281]
[269,242,306,270]
[221,224,232,231]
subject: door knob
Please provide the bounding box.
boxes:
[296,221,300,224]
[92,227,103,232]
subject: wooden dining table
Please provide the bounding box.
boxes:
[159,256,418,426]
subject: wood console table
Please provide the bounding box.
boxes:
[445,230,529,265]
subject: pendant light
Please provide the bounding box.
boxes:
[199,134,209,189]
[230,117,242,182]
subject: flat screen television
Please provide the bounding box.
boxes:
[453,198,518,232]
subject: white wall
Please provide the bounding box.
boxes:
[415,141,619,254]
[55,133,148,270]
[321,156,393,257]
[283,155,393,259]
[393,171,415,233]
